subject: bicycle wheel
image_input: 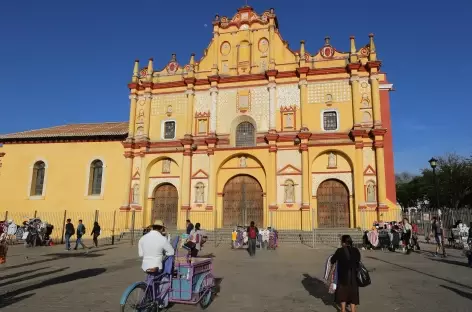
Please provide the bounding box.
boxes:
[199,273,214,309]
[121,282,155,312]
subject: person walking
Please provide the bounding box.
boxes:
[91,221,101,248]
[432,217,446,257]
[330,235,361,312]
[74,219,87,250]
[186,219,194,235]
[65,218,75,251]
[187,223,203,257]
[247,221,259,257]
[0,221,8,264]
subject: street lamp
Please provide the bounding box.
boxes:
[428,157,441,209]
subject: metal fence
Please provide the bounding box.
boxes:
[403,207,472,237]
[1,207,406,248]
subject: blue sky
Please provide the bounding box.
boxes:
[1,0,471,173]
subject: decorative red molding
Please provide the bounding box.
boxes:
[350,129,367,138]
[297,132,312,140]
[265,69,278,78]
[277,164,302,175]
[363,165,376,176]
[184,77,196,86]
[346,63,361,72]
[0,153,5,157]
[355,142,364,149]
[195,111,210,118]
[370,128,387,136]
[208,75,220,83]
[373,141,384,149]
[149,175,180,179]
[269,205,278,211]
[300,204,310,210]
[191,169,209,179]
[312,170,352,174]
[181,205,191,211]
[265,133,279,142]
[296,67,310,76]
[366,61,382,71]
[205,205,214,211]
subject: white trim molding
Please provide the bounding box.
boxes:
[84,157,107,200]
[148,177,180,198]
[27,159,48,200]
[379,83,394,91]
[320,108,340,132]
[312,172,353,196]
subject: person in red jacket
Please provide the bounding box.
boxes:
[247,221,259,257]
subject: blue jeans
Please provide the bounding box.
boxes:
[75,235,86,249]
[65,234,72,250]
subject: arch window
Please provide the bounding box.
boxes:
[31,161,46,196]
[89,160,103,195]
[235,121,255,147]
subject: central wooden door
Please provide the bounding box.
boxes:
[152,184,178,228]
[223,175,263,227]
[317,179,350,228]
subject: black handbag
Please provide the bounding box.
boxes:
[356,261,371,287]
[343,247,371,287]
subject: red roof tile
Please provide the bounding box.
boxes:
[0,122,129,140]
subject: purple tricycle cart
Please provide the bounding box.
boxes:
[120,237,215,311]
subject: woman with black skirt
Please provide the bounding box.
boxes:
[91,222,101,248]
[330,235,361,312]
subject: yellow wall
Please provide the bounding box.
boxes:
[0,141,127,213]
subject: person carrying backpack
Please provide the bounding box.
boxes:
[247,221,259,257]
[74,219,87,250]
[65,219,75,251]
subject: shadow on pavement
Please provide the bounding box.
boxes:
[0,267,69,288]
[214,277,223,295]
[0,250,109,271]
[441,285,472,301]
[0,267,50,281]
[430,258,469,267]
[0,268,107,309]
[367,256,472,290]
[301,273,340,312]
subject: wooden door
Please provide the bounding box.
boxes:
[317,180,350,228]
[223,175,263,227]
[152,184,178,228]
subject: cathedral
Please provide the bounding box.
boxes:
[0,6,397,230]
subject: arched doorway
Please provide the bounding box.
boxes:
[317,179,350,228]
[152,183,178,228]
[223,175,263,227]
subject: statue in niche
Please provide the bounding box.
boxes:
[239,156,247,168]
[367,183,376,202]
[325,94,333,103]
[195,182,205,203]
[328,152,337,168]
[284,180,295,203]
[162,159,171,173]
[132,184,140,204]
[136,126,144,136]
[137,109,144,123]
[166,105,173,116]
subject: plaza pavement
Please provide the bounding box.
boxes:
[1,239,471,312]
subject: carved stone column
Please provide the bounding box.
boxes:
[268,82,277,131]
[127,94,138,138]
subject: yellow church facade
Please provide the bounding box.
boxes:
[0,6,398,231]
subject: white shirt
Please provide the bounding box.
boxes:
[189,229,202,250]
[138,230,174,271]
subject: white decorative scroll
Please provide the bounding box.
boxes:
[148,177,180,197]
[268,82,276,129]
[195,91,211,114]
[307,80,351,104]
[277,84,300,108]
[312,172,353,196]
[209,87,218,133]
